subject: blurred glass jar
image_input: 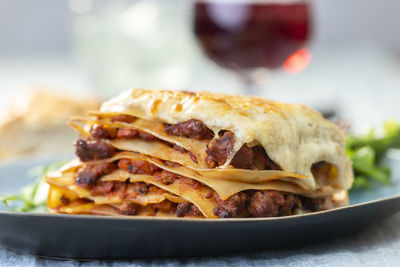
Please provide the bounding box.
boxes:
[71,0,201,97]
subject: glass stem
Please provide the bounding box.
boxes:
[241,77,258,96]
[237,69,268,96]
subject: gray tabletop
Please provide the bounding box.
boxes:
[1,212,399,267]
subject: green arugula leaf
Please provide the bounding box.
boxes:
[351,175,370,190]
[348,120,400,190]
[0,160,67,212]
[0,195,21,206]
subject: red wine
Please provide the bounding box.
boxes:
[194,1,310,70]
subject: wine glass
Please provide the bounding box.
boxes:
[193,0,311,95]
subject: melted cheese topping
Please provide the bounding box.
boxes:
[100,89,353,191]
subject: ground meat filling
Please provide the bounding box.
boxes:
[213,190,300,218]
[213,192,248,218]
[137,132,157,141]
[153,200,177,213]
[126,182,149,197]
[90,125,117,139]
[153,170,203,190]
[248,191,298,217]
[176,202,202,217]
[120,200,139,215]
[75,139,116,162]
[173,144,187,153]
[118,159,160,175]
[117,128,138,139]
[206,131,281,170]
[119,199,177,216]
[90,122,155,142]
[154,170,178,185]
[165,119,214,140]
[91,181,115,196]
[230,144,254,169]
[76,162,117,189]
[206,131,234,168]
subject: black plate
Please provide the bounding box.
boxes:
[0,154,400,260]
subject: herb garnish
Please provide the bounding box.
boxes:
[0,161,67,212]
[347,120,400,190]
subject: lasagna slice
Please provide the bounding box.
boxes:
[46,89,353,218]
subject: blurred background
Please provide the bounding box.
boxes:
[0,0,400,160]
